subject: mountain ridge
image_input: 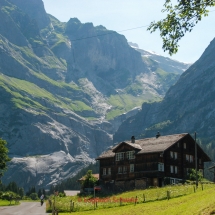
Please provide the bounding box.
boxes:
[0,0,189,190]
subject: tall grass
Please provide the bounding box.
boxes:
[47,183,214,213]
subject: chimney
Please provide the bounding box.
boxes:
[131,136,135,143]
[156,132,160,138]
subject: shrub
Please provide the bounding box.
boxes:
[1,191,20,200]
[59,192,66,197]
[29,193,39,200]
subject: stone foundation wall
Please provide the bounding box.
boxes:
[135,179,146,189]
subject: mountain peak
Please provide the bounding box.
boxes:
[7,0,50,29]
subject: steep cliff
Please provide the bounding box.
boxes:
[114,38,215,144]
[0,0,188,190]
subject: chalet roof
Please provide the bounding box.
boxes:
[208,164,215,170]
[112,142,142,152]
[136,133,187,154]
[96,133,188,160]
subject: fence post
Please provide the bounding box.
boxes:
[94,199,95,210]
[193,186,196,193]
[167,191,170,200]
[135,196,137,205]
[143,194,145,202]
[201,183,203,191]
[70,200,72,212]
[73,202,74,212]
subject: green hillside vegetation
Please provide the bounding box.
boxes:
[0,1,185,122]
[0,74,93,114]
[47,183,215,214]
[106,92,161,120]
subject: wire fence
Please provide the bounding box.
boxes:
[47,183,214,213]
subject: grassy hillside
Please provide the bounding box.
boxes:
[0,74,93,115]
[70,186,215,215]
[47,183,215,214]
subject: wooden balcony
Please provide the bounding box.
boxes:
[101,174,112,181]
[116,172,135,180]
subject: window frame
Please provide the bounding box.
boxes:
[116,152,124,161]
[170,151,174,158]
[118,166,122,174]
[174,152,178,160]
[170,165,174,173]
[126,151,135,160]
[130,164,134,173]
[103,168,106,175]
[123,166,127,173]
[108,167,111,175]
[175,166,178,174]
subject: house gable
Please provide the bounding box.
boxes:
[112,142,142,153]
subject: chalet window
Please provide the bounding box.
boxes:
[108,168,111,175]
[170,165,174,173]
[190,155,193,162]
[118,166,122,173]
[130,164,134,173]
[175,166,178,174]
[184,143,186,149]
[123,166,127,173]
[158,163,164,172]
[177,142,180,147]
[170,151,174,158]
[174,152,178,159]
[126,151,135,160]
[103,168,106,175]
[186,168,190,175]
[116,152,124,161]
[186,154,189,161]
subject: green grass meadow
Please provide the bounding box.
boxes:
[47,183,215,215]
[0,199,19,206]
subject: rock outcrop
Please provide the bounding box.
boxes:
[114,38,215,144]
[0,0,188,190]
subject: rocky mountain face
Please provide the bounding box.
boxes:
[0,0,188,190]
[114,38,215,146]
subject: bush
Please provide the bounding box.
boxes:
[59,192,66,197]
[1,191,20,200]
[22,196,32,200]
[29,193,39,200]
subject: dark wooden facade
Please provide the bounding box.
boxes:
[96,133,211,190]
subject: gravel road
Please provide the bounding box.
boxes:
[0,202,47,215]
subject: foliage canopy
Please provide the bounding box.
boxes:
[82,170,98,188]
[188,168,203,181]
[0,138,11,180]
[148,0,215,55]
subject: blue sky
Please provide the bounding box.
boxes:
[42,0,215,63]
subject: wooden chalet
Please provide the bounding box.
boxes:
[96,133,211,190]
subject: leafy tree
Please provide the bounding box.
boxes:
[48,162,99,194]
[29,192,39,200]
[0,138,11,180]
[188,168,203,181]
[26,186,36,196]
[82,170,98,188]
[148,0,215,55]
[18,187,24,198]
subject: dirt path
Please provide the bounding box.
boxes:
[0,202,47,215]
